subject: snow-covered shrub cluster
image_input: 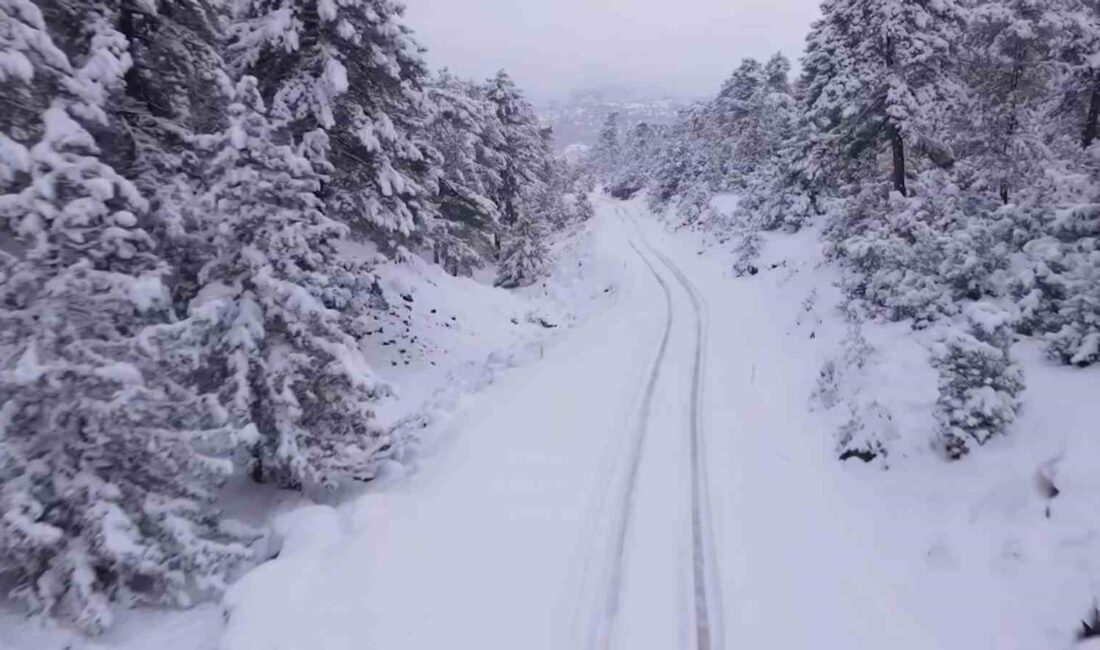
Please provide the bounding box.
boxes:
[1009,167,1100,367]
[0,0,587,632]
[830,174,1010,324]
[811,321,893,464]
[931,303,1025,459]
[590,0,1100,458]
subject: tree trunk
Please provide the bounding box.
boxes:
[888,124,907,196]
[1083,70,1100,149]
[883,36,906,196]
[251,446,265,484]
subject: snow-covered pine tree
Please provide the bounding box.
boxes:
[1021,206,1100,366]
[1,0,69,179]
[574,190,595,221]
[1053,0,1100,148]
[958,0,1067,203]
[711,57,767,183]
[226,0,439,245]
[648,103,710,206]
[0,8,251,632]
[480,71,557,286]
[802,0,966,195]
[425,71,505,275]
[593,111,621,178]
[608,121,660,199]
[115,0,229,307]
[495,214,548,289]
[934,303,1024,458]
[763,51,792,91]
[485,70,549,230]
[182,75,391,488]
[733,116,819,233]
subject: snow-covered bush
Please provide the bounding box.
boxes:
[812,323,894,465]
[932,303,1024,459]
[1011,198,1100,366]
[574,192,595,221]
[832,174,1010,325]
[730,227,763,277]
[822,174,1027,455]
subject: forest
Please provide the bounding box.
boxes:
[1,0,588,632]
[3,0,1100,645]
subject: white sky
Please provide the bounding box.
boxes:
[401,0,824,101]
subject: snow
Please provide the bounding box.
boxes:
[4,195,1100,649]
[316,0,337,22]
[127,274,167,312]
[0,133,30,182]
[92,362,143,386]
[12,344,44,384]
[324,58,348,96]
[0,50,34,83]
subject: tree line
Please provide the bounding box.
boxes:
[0,0,585,632]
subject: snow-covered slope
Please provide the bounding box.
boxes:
[0,220,618,650]
[663,193,1100,649]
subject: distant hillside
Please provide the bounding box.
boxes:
[538,88,687,151]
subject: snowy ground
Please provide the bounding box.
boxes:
[5,196,1100,649]
[659,194,1100,649]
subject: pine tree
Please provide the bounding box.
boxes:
[934,304,1024,458]
[485,70,548,229]
[115,0,229,307]
[0,9,251,632]
[425,71,505,275]
[226,0,439,244]
[1,0,70,178]
[593,111,621,178]
[1055,0,1100,148]
[609,121,661,199]
[649,103,710,205]
[802,0,966,194]
[495,215,548,288]
[958,0,1068,203]
[182,76,391,488]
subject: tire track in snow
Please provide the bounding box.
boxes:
[577,209,676,650]
[628,212,726,650]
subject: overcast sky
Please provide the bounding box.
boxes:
[402,0,823,101]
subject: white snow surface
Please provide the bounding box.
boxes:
[5,196,1100,649]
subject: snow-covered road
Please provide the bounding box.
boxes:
[219,199,936,650]
[575,208,723,650]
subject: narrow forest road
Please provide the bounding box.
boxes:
[220,199,937,650]
[574,208,723,650]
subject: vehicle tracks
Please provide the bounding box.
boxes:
[577,209,724,650]
[631,217,725,650]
